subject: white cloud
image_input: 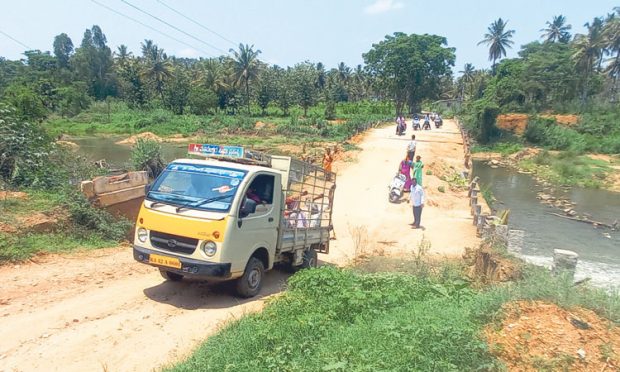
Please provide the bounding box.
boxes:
[364,0,404,15]
[177,48,200,58]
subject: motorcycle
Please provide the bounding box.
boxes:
[434,118,443,128]
[412,118,421,131]
[388,173,407,203]
[422,119,431,130]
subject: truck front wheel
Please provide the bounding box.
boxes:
[236,257,265,298]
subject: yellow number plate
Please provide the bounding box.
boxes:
[149,254,182,269]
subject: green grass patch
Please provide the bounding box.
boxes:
[0,232,118,262]
[169,256,620,372]
[520,151,612,188]
[0,189,66,218]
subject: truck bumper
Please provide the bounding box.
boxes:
[133,245,232,279]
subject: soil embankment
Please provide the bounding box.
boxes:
[0,119,477,371]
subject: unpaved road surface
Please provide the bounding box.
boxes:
[0,119,477,371]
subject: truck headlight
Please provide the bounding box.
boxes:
[137,228,148,243]
[201,241,217,257]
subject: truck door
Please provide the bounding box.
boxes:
[229,173,280,271]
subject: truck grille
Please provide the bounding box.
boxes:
[150,231,198,255]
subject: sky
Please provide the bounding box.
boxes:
[0,0,618,75]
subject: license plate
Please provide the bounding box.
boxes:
[149,254,181,269]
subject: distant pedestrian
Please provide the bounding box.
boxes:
[323,147,334,175]
[409,177,425,229]
[407,135,417,160]
[413,155,424,186]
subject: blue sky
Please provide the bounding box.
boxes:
[0,0,618,74]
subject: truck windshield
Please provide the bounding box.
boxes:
[147,163,246,212]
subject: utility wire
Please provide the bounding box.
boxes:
[0,29,31,50]
[155,0,237,47]
[90,0,212,56]
[120,0,228,54]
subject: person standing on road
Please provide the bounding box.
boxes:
[407,135,417,160]
[413,155,424,186]
[398,156,413,191]
[409,177,425,229]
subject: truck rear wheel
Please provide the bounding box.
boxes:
[236,257,265,298]
[301,248,318,269]
[159,269,183,282]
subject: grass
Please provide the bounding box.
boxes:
[519,150,612,188]
[168,250,620,371]
[0,232,118,262]
[45,101,391,144]
[0,189,66,218]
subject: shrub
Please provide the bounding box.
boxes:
[131,139,165,179]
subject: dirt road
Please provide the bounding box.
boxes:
[0,119,477,372]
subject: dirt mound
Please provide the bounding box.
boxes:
[17,209,69,233]
[486,301,620,371]
[427,160,454,181]
[116,132,163,145]
[463,245,521,283]
[0,191,28,200]
[541,114,580,126]
[56,140,79,150]
[497,114,529,135]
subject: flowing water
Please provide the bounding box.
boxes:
[474,160,620,288]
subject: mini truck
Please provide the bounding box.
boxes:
[133,144,336,297]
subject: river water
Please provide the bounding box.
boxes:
[71,137,188,169]
[474,160,620,288]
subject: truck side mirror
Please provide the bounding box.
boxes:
[239,198,257,218]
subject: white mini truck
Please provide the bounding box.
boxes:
[133,144,335,297]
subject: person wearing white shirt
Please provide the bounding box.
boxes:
[409,177,425,229]
[407,134,416,160]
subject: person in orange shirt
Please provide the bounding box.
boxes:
[322,147,334,173]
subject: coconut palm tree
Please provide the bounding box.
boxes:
[337,62,351,84]
[140,44,172,101]
[478,18,515,72]
[229,43,262,114]
[540,15,572,43]
[458,63,475,99]
[603,8,620,100]
[572,32,600,103]
[316,62,326,91]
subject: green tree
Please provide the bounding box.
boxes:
[478,18,515,71]
[229,43,262,114]
[53,33,74,69]
[72,26,116,100]
[540,15,572,43]
[363,32,455,114]
[140,41,172,101]
[459,63,476,99]
[291,62,319,116]
[163,69,190,114]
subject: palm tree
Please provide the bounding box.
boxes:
[603,8,620,100]
[540,15,572,43]
[337,62,351,83]
[229,43,262,114]
[199,58,229,93]
[458,63,475,99]
[478,18,515,71]
[140,44,172,101]
[572,33,599,104]
[115,45,132,67]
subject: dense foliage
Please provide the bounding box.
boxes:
[460,7,620,152]
[170,264,619,371]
